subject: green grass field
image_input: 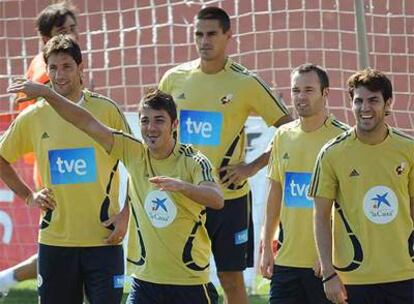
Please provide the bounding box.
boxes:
[2,278,270,303]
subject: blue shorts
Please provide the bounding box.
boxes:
[269,265,330,304]
[38,244,124,304]
[206,191,254,271]
[346,279,414,304]
[126,278,218,304]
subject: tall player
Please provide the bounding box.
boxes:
[7,81,224,303]
[159,7,291,303]
[1,35,130,304]
[0,4,80,296]
[260,64,348,303]
[309,68,414,304]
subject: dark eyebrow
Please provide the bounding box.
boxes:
[195,30,218,35]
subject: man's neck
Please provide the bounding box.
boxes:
[300,111,327,132]
[356,124,388,145]
[200,56,227,74]
[150,139,176,160]
[66,90,83,103]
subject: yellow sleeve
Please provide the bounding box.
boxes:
[159,70,172,94]
[308,148,338,200]
[267,132,281,182]
[246,76,289,126]
[110,132,144,169]
[0,112,33,163]
[191,152,215,185]
[408,147,414,197]
[112,105,132,134]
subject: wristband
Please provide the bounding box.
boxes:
[322,272,337,283]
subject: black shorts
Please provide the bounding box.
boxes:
[126,278,218,304]
[38,244,124,304]
[346,279,414,304]
[269,265,330,304]
[205,191,254,272]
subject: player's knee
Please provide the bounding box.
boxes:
[217,272,245,292]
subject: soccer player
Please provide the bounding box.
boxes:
[0,5,80,296]
[1,35,130,304]
[260,64,349,303]
[159,7,291,303]
[16,1,79,111]
[309,68,414,304]
[8,85,224,304]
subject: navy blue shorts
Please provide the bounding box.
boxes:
[205,191,254,272]
[346,278,414,304]
[126,278,218,304]
[38,244,124,304]
[269,265,330,304]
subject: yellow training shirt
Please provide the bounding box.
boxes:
[159,58,289,199]
[268,116,349,268]
[309,126,414,284]
[0,89,130,247]
[110,132,215,285]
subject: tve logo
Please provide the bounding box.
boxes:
[284,172,313,208]
[48,147,97,185]
[179,110,222,146]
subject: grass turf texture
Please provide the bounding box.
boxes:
[2,278,270,303]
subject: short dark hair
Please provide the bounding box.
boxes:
[139,88,177,122]
[36,2,77,38]
[347,68,392,101]
[197,7,231,33]
[291,63,329,93]
[43,34,82,65]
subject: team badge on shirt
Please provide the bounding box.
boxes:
[363,186,398,224]
[144,190,177,228]
[395,162,407,176]
[220,94,234,105]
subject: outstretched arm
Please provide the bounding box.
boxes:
[149,177,223,209]
[7,79,114,153]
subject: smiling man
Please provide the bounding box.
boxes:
[260,64,348,304]
[7,80,224,303]
[0,4,81,296]
[1,35,131,304]
[159,7,291,303]
[309,68,414,304]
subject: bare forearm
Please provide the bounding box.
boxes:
[0,158,31,201]
[262,180,281,248]
[181,182,223,209]
[248,150,271,177]
[314,207,335,276]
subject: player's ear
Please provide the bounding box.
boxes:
[384,98,392,116]
[172,119,178,131]
[226,29,232,40]
[322,87,329,99]
[78,62,84,85]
